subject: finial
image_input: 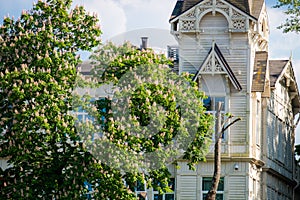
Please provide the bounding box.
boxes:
[289,50,293,61]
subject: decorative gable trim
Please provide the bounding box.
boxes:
[170,0,257,23]
[269,59,300,115]
[170,0,257,34]
[193,43,242,91]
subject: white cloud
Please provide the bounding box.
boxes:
[74,0,127,40]
[73,0,175,41]
[117,0,175,31]
[73,0,176,45]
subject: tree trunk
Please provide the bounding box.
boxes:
[205,102,222,200]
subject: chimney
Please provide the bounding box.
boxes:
[141,37,148,50]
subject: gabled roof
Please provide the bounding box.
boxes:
[269,60,288,87]
[170,0,263,21]
[250,0,264,19]
[252,51,268,92]
[170,0,186,19]
[269,59,300,115]
[193,43,242,91]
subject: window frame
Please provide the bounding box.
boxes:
[256,99,261,147]
[135,180,147,200]
[203,96,227,140]
[201,177,224,200]
[152,178,175,200]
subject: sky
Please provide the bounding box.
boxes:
[1,0,300,143]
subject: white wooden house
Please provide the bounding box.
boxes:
[163,0,300,199]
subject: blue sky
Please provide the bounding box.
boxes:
[1,0,300,144]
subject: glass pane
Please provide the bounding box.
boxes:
[165,194,175,200]
[169,178,175,191]
[153,180,160,191]
[137,193,146,200]
[136,180,145,191]
[216,193,224,200]
[214,97,225,111]
[154,194,163,200]
[203,97,212,111]
[154,178,175,191]
[77,114,83,121]
[202,177,212,190]
[202,177,224,191]
[218,178,224,191]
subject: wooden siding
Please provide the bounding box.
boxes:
[229,94,248,153]
[265,173,293,200]
[180,34,201,74]
[264,84,294,180]
[266,110,293,180]
[199,13,228,32]
[228,176,247,199]
[177,175,197,199]
[174,161,251,200]
[179,32,250,156]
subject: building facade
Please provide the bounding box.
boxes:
[164,0,300,199]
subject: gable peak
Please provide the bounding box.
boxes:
[193,43,242,90]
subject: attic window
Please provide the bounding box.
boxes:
[261,19,267,37]
[261,23,265,33]
[173,21,179,31]
[280,77,287,87]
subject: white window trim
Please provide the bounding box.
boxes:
[201,177,224,200]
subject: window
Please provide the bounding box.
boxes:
[203,96,226,138]
[203,96,225,112]
[153,178,175,200]
[202,177,224,200]
[95,97,109,130]
[277,120,284,163]
[83,181,93,199]
[74,97,98,124]
[256,100,261,146]
[135,180,147,200]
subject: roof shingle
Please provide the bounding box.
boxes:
[269,60,288,87]
[170,0,263,20]
[252,51,268,92]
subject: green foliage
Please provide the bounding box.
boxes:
[77,42,213,198]
[89,41,172,84]
[0,4,212,197]
[0,0,101,199]
[274,0,300,32]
